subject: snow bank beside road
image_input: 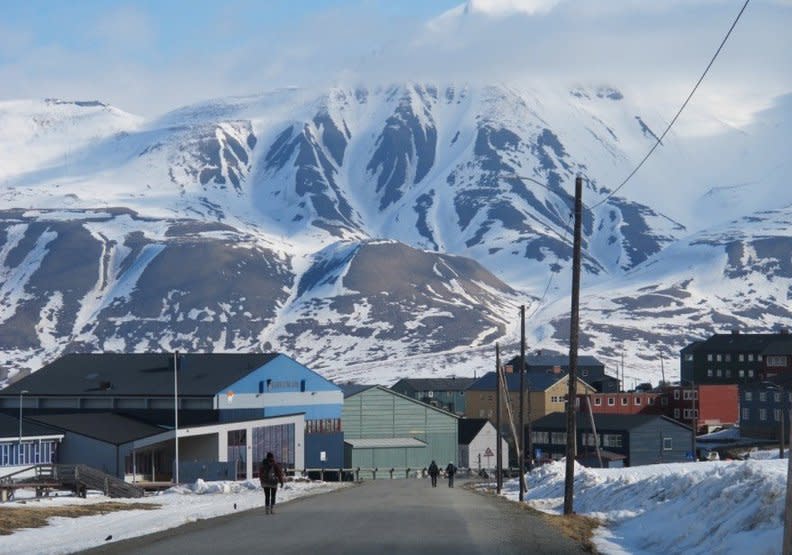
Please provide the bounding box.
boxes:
[0,479,347,554]
[502,460,787,555]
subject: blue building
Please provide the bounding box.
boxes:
[0,353,344,474]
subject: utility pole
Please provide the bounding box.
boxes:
[173,351,180,485]
[691,378,697,461]
[496,343,502,494]
[519,305,526,502]
[564,175,583,516]
[660,352,666,386]
[783,406,792,555]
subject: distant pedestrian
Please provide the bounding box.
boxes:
[445,461,457,488]
[259,451,285,514]
[428,460,439,487]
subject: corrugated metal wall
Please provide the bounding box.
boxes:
[343,388,458,469]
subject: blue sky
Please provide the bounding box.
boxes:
[0,0,789,116]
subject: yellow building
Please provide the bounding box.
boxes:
[464,369,595,426]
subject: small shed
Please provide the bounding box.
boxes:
[458,418,508,470]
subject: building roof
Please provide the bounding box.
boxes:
[532,412,691,432]
[391,377,476,392]
[469,371,592,393]
[0,353,280,397]
[343,385,460,418]
[686,332,792,353]
[507,354,604,369]
[458,418,490,445]
[339,384,377,398]
[344,437,427,449]
[29,413,165,445]
[0,414,63,440]
[762,340,792,356]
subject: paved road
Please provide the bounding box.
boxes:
[82,480,585,555]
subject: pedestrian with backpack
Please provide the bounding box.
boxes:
[428,460,439,487]
[445,461,457,488]
[259,452,285,514]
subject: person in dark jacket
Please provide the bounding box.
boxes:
[445,461,457,488]
[259,452,285,514]
[428,460,439,487]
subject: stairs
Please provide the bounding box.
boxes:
[54,465,145,498]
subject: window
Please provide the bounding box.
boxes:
[745,392,752,402]
[739,370,745,378]
[758,355,763,361]
[707,354,713,362]
[551,432,567,445]
[725,370,731,378]
[739,354,745,362]
[594,397,602,406]
[748,354,754,362]
[716,369,723,377]
[661,397,668,407]
[683,391,692,401]
[582,433,599,446]
[603,434,622,448]
[635,396,642,406]
[648,397,655,406]
[685,353,694,362]
[674,408,680,418]
[774,393,781,403]
[674,390,680,400]
[716,354,722,362]
[608,397,615,406]
[748,370,755,378]
[427,391,434,398]
[479,410,485,417]
[767,356,788,367]
[742,408,750,420]
[789,392,792,403]
[707,369,713,377]
[582,368,589,377]
[725,354,732,362]
[300,380,306,392]
[532,431,550,444]
[621,397,628,406]
[759,409,767,421]
[759,392,767,402]
[774,409,782,422]
[663,438,673,451]
[683,409,699,419]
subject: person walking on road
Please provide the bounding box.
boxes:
[259,451,285,514]
[445,461,457,488]
[428,460,439,487]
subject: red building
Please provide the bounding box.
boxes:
[661,384,738,433]
[578,392,664,416]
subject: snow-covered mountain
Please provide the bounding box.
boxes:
[0,85,789,386]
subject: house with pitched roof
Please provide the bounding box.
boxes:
[390,377,476,415]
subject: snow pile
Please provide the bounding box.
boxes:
[749,448,789,461]
[0,479,347,555]
[503,460,788,554]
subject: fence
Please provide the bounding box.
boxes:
[286,467,522,482]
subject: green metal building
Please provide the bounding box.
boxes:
[341,385,459,477]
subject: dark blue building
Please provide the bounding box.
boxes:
[530,412,693,467]
[739,380,792,440]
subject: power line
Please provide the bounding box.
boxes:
[589,0,751,211]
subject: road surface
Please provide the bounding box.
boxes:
[82,479,585,554]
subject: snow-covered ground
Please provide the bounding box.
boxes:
[502,459,789,555]
[0,479,347,554]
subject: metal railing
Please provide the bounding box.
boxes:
[287,466,505,482]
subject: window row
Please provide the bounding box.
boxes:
[706,353,763,363]
[742,408,787,422]
[306,418,341,434]
[744,391,792,403]
[0,441,58,467]
[592,396,655,407]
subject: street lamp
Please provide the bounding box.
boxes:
[18,390,29,465]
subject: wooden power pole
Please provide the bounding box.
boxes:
[563,175,583,516]
[496,343,502,494]
[784,407,792,555]
[519,305,526,502]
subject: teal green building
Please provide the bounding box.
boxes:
[341,385,459,478]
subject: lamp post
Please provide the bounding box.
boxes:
[18,390,29,465]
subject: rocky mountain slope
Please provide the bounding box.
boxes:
[0,87,789,385]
